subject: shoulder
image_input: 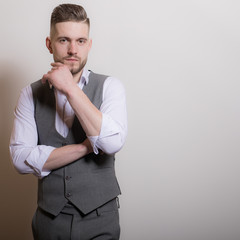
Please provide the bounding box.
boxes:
[102,76,126,101]
[88,71,109,87]
[104,76,125,90]
[31,79,51,95]
[15,84,34,113]
[31,79,45,93]
[29,80,53,105]
[18,80,46,102]
[88,70,124,90]
[103,75,126,99]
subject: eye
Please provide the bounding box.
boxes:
[78,38,87,45]
[59,38,68,43]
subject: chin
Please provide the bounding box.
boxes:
[71,68,83,75]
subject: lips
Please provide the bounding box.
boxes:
[65,58,78,62]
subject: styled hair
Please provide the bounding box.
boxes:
[50,4,90,28]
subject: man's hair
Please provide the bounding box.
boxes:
[50,4,90,28]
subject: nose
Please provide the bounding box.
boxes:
[67,41,77,55]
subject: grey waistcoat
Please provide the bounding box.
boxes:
[31,72,121,216]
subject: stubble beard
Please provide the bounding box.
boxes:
[69,58,87,76]
[55,55,88,76]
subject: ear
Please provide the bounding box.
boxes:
[46,37,53,54]
[88,38,92,52]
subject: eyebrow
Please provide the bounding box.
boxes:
[57,36,70,40]
[78,37,88,41]
[57,36,88,41]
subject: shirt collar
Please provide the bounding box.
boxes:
[78,68,90,87]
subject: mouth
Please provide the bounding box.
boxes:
[65,58,79,62]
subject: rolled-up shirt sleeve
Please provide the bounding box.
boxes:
[9,86,55,178]
[87,77,128,155]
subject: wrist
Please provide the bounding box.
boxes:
[65,81,79,99]
[82,139,93,154]
[76,143,88,155]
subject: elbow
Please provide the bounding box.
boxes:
[90,131,127,155]
[103,145,122,155]
[11,158,27,175]
[9,146,44,178]
[15,167,26,175]
[9,147,30,175]
[99,139,125,155]
[9,150,22,174]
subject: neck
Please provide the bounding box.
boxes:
[72,69,83,83]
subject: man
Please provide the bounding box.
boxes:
[9,4,127,240]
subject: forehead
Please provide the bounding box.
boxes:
[51,21,89,39]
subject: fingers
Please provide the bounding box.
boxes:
[51,67,58,71]
[41,62,71,90]
[51,62,64,68]
[41,68,54,84]
[41,73,48,84]
[41,63,59,84]
[41,74,53,89]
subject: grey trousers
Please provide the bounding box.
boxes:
[32,198,120,240]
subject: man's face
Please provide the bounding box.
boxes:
[47,21,92,76]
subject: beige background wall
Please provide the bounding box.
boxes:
[1,0,240,239]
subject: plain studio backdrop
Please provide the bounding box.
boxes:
[1,0,240,239]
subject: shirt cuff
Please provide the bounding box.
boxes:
[87,113,121,155]
[25,145,55,178]
[88,136,99,154]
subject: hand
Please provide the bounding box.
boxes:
[82,138,93,154]
[42,62,75,94]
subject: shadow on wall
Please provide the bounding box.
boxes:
[0,62,37,240]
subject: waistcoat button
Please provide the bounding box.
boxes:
[65,176,71,180]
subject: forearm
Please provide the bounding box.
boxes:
[66,84,102,136]
[43,139,92,171]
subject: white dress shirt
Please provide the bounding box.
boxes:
[9,69,127,178]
